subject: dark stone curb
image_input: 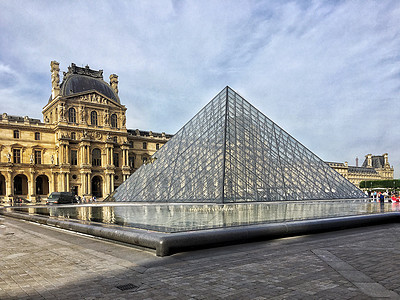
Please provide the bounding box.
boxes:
[1,209,399,256]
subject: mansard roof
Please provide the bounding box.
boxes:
[361,156,385,169]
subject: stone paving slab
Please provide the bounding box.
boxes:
[0,217,400,299]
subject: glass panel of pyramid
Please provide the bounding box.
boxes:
[111,86,366,203]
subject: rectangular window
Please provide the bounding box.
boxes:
[71,150,78,165]
[34,150,41,164]
[143,142,147,150]
[113,153,119,167]
[13,149,21,163]
[156,143,160,150]
[13,130,19,139]
[128,156,135,168]
[34,132,40,140]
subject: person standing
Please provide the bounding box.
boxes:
[379,193,385,203]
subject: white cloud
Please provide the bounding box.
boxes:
[0,0,400,176]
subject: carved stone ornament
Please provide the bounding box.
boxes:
[79,93,108,104]
[64,63,103,79]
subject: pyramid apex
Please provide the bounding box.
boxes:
[112,87,365,203]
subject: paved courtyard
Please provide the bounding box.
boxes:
[0,216,400,299]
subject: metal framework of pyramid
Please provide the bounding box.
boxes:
[112,86,365,203]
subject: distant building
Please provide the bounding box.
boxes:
[326,153,394,188]
[0,62,172,202]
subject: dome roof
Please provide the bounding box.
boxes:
[59,63,120,104]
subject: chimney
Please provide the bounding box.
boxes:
[383,153,389,166]
[366,154,372,168]
[110,74,118,94]
[50,61,60,100]
[356,157,359,167]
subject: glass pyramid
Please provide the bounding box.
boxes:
[112,86,366,203]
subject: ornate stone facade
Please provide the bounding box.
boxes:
[0,62,172,202]
[326,153,394,188]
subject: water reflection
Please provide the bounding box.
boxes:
[9,200,397,233]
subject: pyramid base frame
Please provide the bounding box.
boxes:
[1,209,399,256]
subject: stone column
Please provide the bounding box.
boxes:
[110,147,114,166]
[66,173,70,192]
[59,145,64,165]
[105,145,110,166]
[29,170,35,200]
[59,172,64,192]
[87,174,91,195]
[6,171,12,201]
[65,145,69,164]
[50,172,55,194]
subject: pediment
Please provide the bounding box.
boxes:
[65,91,125,109]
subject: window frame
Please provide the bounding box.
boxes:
[111,114,117,128]
[128,155,135,168]
[71,149,78,166]
[13,149,21,164]
[90,111,98,126]
[13,130,20,139]
[92,148,102,166]
[68,107,76,123]
[113,152,119,167]
[34,150,41,164]
[34,132,40,141]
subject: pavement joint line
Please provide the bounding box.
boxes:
[2,216,400,298]
[312,249,400,298]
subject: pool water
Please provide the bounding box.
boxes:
[8,199,399,233]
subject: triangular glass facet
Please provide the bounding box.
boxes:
[112,87,365,203]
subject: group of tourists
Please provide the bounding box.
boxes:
[367,190,400,202]
[74,195,97,204]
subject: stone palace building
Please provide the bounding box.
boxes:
[0,61,394,202]
[0,62,172,202]
[327,153,394,188]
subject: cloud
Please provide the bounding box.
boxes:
[0,0,400,176]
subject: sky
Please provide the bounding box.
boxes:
[0,0,399,177]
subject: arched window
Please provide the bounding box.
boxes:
[71,132,76,140]
[91,111,97,126]
[92,148,101,166]
[111,114,117,128]
[68,108,76,123]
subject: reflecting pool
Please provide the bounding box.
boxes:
[8,200,400,233]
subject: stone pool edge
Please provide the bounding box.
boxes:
[1,209,399,256]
